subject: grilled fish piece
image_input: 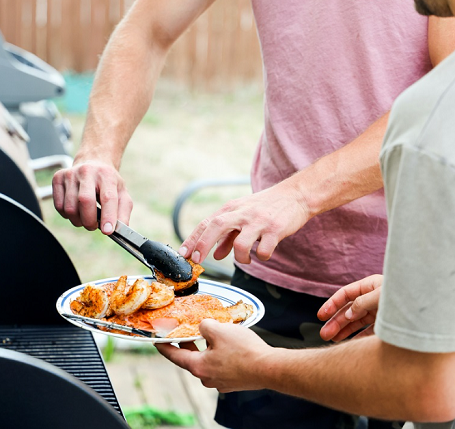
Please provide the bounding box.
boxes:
[155,260,205,292]
[109,294,254,338]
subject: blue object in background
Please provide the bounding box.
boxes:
[56,72,94,113]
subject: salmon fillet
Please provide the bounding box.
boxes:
[106,294,253,338]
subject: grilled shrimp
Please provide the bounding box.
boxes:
[110,276,151,316]
[142,281,174,310]
[70,284,110,319]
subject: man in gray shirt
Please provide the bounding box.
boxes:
[157,1,455,427]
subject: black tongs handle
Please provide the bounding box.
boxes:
[97,207,193,282]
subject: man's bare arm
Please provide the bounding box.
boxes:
[156,321,455,423]
[180,17,455,265]
[53,0,215,233]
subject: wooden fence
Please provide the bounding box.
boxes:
[0,0,263,90]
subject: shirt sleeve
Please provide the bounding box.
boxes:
[375,143,455,353]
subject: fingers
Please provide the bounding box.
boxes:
[317,274,383,321]
[346,287,381,320]
[329,313,376,342]
[77,175,98,231]
[317,281,364,322]
[179,211,253,264]
[155,343,196,370]
[231,231,256,264]
[117,187,134,226]
[179,217,214,262]
[319,275,383,342]
[214,229,278,264]
[52,169,66,217]
[179,212,278,265]
[213,231,239,261]
[255,233,279,261]
[179,341,200,352]
[99,176,133,233]
[156,321,221,367]
[319,303,356,341]
[59,168,85,228]
[179,183,309,264]
[52,161,133,234]
[353,324,375,340]
[198,318,222,344]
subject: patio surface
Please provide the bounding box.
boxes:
[105,348,225,429]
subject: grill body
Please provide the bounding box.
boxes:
[0,325,123,417]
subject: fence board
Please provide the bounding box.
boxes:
[0,0,262,91]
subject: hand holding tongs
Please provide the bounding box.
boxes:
[97,207,198,296]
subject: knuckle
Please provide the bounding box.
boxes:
[78,192,93,207]
[100,189,118,203]
[233,249,251,264]
[52,170,63,184]
[196,237,210,250]
[126,198,133,210]
[191,366,204,380]
[352,296,364,312]
[194,218,212,236]
[371,274,382,284]
[263,218,281,233]
[233,236,251,253]
[256,249,271,261]
[200,218,211,229]
[201,379,212,388]
[211,215,226,229]
[221,199,238,212]
[121,193,133,208]
[77,164,93,177]
[65,204,79,217]
[62,168,75,182]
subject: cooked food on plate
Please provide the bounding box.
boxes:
[156,260,205,291]
[109,276,152,315]
[70,284,111,319]
[70,275,254,338]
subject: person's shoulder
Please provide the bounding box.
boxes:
[382,52,455,160]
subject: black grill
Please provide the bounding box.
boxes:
[0,325,123,417]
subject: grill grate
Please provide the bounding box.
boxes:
[0,325,123,417]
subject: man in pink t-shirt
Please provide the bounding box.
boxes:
[53,1,455,428]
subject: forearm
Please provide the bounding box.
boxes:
[77,14,166,169]
[259,336,455,422]
[76,0,214,169]
[288,113,388,219]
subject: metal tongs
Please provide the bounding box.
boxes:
[97,207,198,296]
[62,313,156,338]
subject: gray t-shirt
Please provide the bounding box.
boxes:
[375,51,455,429]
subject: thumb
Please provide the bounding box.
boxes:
[199,318,222,343]
[348,288,381,320]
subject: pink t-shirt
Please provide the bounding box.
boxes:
[238,1,432,297]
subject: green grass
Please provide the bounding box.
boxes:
[102,336,116,362]
[124,405,196,429]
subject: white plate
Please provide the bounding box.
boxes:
[56,275,265,343]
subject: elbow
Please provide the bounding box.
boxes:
[405,376,455,423]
